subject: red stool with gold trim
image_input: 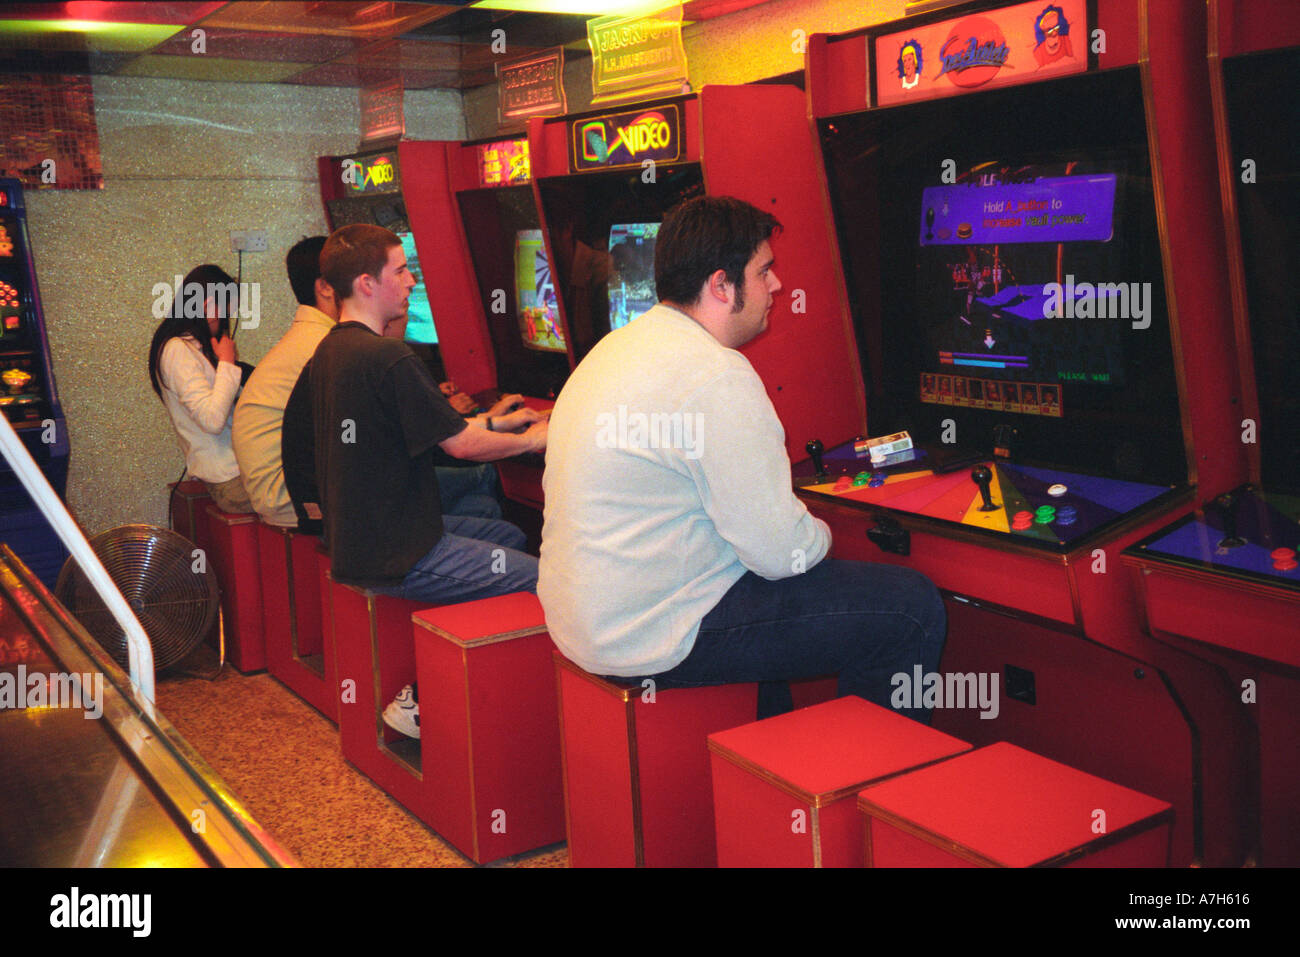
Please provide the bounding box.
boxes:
[330,576,431,818]
[553,650,758,868]
[708,696,971,867]
[204,503,264,673]
[412,593,563,863]
[858,742,1174,867]
[259,522,335,721]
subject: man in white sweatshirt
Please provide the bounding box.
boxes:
[539,196,945,721]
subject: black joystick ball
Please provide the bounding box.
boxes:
[806,439,827,480]
[1213,491,1247,549]
[971,465,997,512]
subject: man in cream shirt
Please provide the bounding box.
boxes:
[234,236,337,527]
[539,197,946,721]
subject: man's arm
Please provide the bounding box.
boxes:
[440,419,547,461]
[684,366,830,580]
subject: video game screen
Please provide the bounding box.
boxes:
[914,162,1124,414]
[537,162,703,363]
[396,230,438,346]
[607,222,660,330]
[819,67,1186,486]
[514,229,564,353]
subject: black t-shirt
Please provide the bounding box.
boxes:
[281,361,321,537]
[308,322,467,586]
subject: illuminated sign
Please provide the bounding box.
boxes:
[344,153,401,194]
[478,139,531,187]
[571,104,681,173]
[360,78,404,144]
[875,0,1088,108]
[587,9,688,104]
[497,50,566,124]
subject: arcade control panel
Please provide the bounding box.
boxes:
[794,437,1184,553]
[1126,486,1300,589]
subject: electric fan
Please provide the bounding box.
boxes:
[54,524,221,676]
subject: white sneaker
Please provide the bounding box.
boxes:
[382,684,420,739]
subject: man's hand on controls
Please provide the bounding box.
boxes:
[491,407,544,433]
[487,393,526,416]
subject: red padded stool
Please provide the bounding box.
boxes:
[259,523,335,721]
[168,480,212,553]
[553,650,758,868]
[708,696,972,867]
[858,742,1174,867]
[330,576,432,819]
[204,504,264,673]
[412,593,563,863]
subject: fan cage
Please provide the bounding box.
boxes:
[55,524,220,673]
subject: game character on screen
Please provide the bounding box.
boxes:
[539,196,945,723]
[897,39,923,90]
[1032,5,1074,68]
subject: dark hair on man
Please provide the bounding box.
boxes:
[148,264,237,397]
[286,235,328,306]
[320,224,400,302]
[654,196,781,306]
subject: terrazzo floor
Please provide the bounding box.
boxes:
[155,665,567,868]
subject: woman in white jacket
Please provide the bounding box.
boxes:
[147,264,253,513]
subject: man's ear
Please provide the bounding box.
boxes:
[355,272,378,297]
[704,268,732,305]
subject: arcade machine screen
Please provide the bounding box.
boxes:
[537,164,701,363]
[457,186,570,397]
[607,222,660,331]
[1223,46,1300,493]
[396,230,438,347]
[514,229,563,353]
[820,68,1185,486]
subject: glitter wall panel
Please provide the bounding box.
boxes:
[0,75,104,190]
[23,76,464,535]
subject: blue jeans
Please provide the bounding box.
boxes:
[633,559,946,723]
[377,515,538,604]
[435,464,502,520]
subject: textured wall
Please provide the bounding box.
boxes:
[24,77,464,535]
[463,0,910,139]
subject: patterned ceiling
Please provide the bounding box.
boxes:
[0,1,773,90]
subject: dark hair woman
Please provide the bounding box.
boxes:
[148,264,254,513]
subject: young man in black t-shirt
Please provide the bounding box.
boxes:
[289,224,547,737]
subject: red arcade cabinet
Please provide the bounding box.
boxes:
[318,148,445,373]
[527,85,866,466]
[804,0,1254,866]
[1122,0,1300,867]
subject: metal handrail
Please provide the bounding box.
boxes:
[0,414,156,702]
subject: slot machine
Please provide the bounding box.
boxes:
[0,178,69,587]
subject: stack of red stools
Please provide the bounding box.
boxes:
[708,696,972,867]
[705,696,1173,867]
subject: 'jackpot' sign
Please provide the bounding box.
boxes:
[570,104,681,173]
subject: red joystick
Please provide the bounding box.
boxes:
[971,465,998,512]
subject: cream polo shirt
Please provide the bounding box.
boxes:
[232,305,335,527]
[538,303,831,677]
[159,336,243,484]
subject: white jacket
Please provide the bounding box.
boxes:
[159,335,242,483]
